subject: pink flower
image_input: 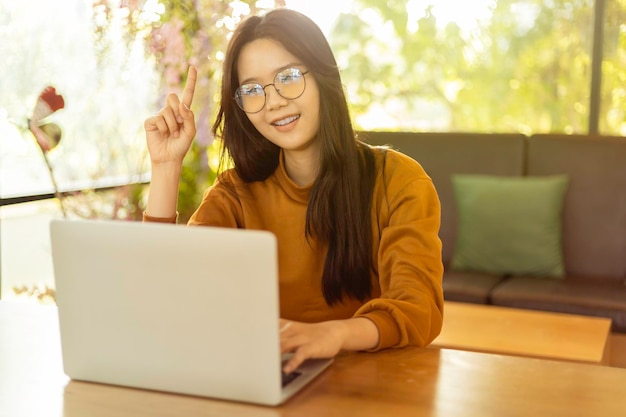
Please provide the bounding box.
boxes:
[28,122,62,152]
[149,18,188,92]
[121,0,140,12]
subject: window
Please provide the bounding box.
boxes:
[330,0,625,135]
[0,0,160,300]
[1,0,623,300]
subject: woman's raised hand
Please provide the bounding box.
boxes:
[144,66,198,165]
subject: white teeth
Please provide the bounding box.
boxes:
[273,115,299,126]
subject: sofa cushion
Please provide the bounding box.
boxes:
[490,276,626,332]
[442,270,506,304]
[450,174,569,277]
[527,135,626,280]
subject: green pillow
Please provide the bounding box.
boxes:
[450,174,569,277]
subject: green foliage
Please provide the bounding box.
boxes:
[600,0,626,134]
[330,0,625,135]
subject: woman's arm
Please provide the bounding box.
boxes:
[145,162,184,219]
[144,66,197,220]
[354,153,444,350]
[279,317,379,374]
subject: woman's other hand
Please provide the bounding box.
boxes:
[279,317,379,374]
[144,66,198,165]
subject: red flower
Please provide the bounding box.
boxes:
[40,86,65,112]
[29,86,65,152]
[31,86,65,123]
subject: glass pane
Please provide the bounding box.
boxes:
[330,0,596,133]
[0,0,158,200]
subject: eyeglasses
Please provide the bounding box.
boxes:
[234,67,309,114]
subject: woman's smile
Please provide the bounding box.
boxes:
[272,114,300,127]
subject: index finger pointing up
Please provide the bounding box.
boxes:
[182,66,197,108]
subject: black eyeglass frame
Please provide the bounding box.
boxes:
[234,68,310,114]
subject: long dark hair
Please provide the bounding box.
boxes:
[212,8,377,305]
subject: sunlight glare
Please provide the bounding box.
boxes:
[285,0,352,36]
[408,0,494,34]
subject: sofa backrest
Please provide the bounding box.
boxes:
[361,132,526,264]
[527,134,626,280]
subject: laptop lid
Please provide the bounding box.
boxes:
[50,219,330,405]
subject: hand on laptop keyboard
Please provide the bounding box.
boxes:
[281,370,302,387]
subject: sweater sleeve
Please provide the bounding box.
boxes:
[186,174,244,228]
[143,211,178,223]
[354,152,444,350]
[143,171,243,228]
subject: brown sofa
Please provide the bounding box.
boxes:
[362,131,626,332]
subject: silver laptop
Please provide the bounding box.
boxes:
[50,219,332,406]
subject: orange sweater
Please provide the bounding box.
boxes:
[145,147,444,350]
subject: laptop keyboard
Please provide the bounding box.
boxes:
[281,370,302,387]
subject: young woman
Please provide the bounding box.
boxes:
[143,8,444,374]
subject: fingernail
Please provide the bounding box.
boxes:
[176,116,183,123]
[183,103,190,111]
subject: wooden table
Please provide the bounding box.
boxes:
[2,301,626,417]
[432,301,612,364]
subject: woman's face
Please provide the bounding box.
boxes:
[237,38,320,155]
